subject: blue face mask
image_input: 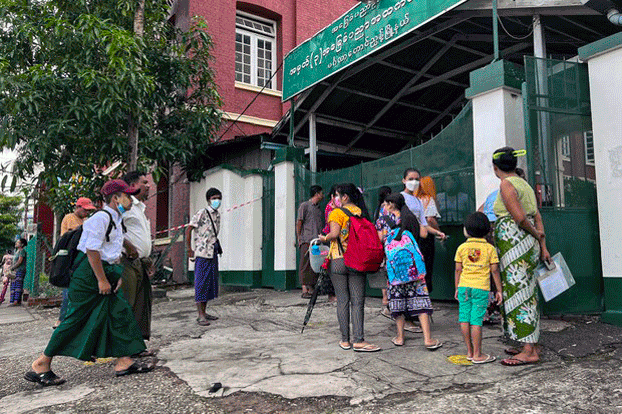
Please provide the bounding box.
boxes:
[118,203,127,215]
[210,199,221,210]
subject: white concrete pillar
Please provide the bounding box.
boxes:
[466,60,526,208]
[272,147,304,289]
[579,33,622,325]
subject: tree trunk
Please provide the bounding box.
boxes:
[128,0,145,170]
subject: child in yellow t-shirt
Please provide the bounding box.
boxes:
[454,212,502,364]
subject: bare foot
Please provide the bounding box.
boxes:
[32,356,51,374]
[114,357,134,372]
[512,352,539,363]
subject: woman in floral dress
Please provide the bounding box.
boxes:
[492,147,551,366]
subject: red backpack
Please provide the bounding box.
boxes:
[337,207,385,272]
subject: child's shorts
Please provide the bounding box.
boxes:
[458,287,489,326]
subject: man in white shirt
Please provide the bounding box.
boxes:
[121,171,154,343]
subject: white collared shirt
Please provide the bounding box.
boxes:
[123,196,152,258]
[77,206,124,264]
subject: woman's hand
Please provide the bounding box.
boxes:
[435,231,447,241]
[495,291,503,305]
[454,289,459,301]
[318,234,327,243]
[98,279,112,295]
[540,246,552,265]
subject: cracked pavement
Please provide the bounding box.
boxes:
[2,287,622,413]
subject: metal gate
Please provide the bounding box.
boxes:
[294,102,475,300]
[523,56,603,314]
[261,170,276,288]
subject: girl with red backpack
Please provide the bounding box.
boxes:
[318,183,381,352]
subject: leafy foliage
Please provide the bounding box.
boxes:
[0,0,222,209]
[0,194,22,253]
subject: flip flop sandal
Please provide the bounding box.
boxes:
[24,370,66,386]
[472,354,496,364]
[197,319,211,326]
[425,340,443,351]
[353,343,381,352]
[115,363,154,377]
[204,314,219,321]
[500,358,538,366]
[391,337,404,347]
[339,342,352,350]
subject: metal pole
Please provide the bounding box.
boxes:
[289,99,295,147]
[492,0,499,61]
[309,112,317,173]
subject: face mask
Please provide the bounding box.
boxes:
[334,196,342,208]
[211,199,221,210]
[405,179,420,192]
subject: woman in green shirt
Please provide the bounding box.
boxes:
[492,147,551,366]
[8,238,27,306]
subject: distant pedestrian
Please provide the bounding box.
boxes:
[25,179,151,387]
[319,183,380,352]
[296,185,324,298]
[186,188,223,326]
[121,171,155,345]
[0,250,13,304]
[416,176,443,293]
[377,193,441,350]
[454,212,502,364]
[54,197,97,329]
[8,238,27,306]
[60,197,96,236]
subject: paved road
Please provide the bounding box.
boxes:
[1,288,621,413]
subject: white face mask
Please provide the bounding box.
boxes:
[405,179,420,192]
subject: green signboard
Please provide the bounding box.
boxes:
[282,0,468,101]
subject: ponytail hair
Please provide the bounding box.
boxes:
[335,183,370,220]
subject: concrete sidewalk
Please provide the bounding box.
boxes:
[159,288,574,404]
[2,287,622,413]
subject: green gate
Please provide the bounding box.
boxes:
[261,170,276,288]
[294,102,475,300]
[523,56,603,314]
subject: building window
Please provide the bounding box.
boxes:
[560,135,571,159]
[584,131,594,165]
[235,13,276,89]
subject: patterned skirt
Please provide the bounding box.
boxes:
[387,278,433,319]
[495,216,541,343]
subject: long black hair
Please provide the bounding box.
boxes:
[374,186,392,221]
[335,183,370,220]
[384,193,420,242]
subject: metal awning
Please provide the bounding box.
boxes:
[271,0,618,161]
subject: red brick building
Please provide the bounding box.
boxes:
[152,0,357,282]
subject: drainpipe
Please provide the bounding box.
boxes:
[607,8,622,25]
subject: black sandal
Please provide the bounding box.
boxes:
[115,362,154,377]
[24,370,66,386]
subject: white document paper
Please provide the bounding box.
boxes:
[535,253,575,302]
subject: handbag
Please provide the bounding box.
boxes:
[368,268,388,289]
[205,209,223,256]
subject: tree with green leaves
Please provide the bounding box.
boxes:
[0,194,22,253]
[0,0,222,209]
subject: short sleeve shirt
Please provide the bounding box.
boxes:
[400,192,428,226]
[61,213,84,236]
[189,206,220,259]
[327,205,362,259]
[454,238,499,291]
[13,249,26,271]
[421,197,440,219]
[297,200,324,244]
[77,206,124,264]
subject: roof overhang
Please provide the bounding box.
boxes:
[271,0,619,161]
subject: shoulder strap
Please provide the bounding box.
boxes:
[205,208,219,237]
[380,215,397,229]
[99,210,117,242]
[338,207,361,218]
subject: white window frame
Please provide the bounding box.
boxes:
[235,12,277,91]
[560,135,571,160]
[584,130,595,166]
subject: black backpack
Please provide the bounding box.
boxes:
[49,210,118,288]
